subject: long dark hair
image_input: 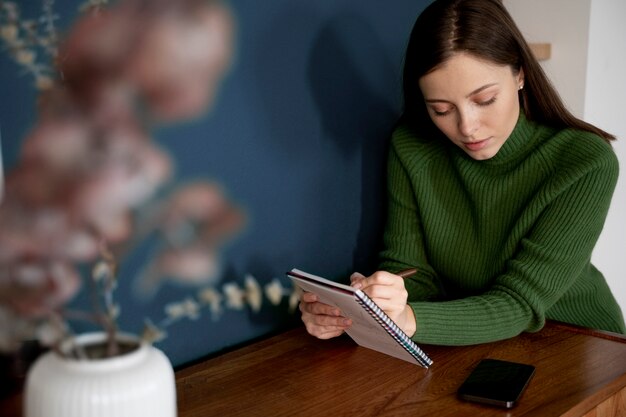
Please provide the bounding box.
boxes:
[401,0,615,142]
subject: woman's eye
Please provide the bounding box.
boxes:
[431,107,452,117]
[476,96,497,107]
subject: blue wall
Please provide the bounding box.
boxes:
[0,0,429,366]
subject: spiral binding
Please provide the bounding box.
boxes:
[355,290,433,368]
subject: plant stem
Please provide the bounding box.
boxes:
[60,309,118,357]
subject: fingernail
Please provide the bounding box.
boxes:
[342,319,352,326]
[352,282,362,290]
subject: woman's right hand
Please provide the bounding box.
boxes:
[299,292,352,339]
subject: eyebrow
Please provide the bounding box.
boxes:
[424,83,499,104]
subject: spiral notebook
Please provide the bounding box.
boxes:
[287,268,433,368]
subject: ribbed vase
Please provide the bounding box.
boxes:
[24,332,177,417]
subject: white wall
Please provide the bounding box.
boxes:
[504,0,626,314]
[584,0,626,314]
[503,0,591,118]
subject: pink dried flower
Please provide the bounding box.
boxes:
[0,0,285,357]
[0,260,81,318]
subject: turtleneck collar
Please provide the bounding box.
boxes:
[451,111,542,168]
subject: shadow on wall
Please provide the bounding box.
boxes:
[307,13,399,273]
[244,4,402,276]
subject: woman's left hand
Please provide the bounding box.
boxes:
[350,271,417,337]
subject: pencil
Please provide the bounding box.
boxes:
[397,268,417,278]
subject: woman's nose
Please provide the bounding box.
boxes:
[458,108,479,137]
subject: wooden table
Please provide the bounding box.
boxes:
[175,321,626,417]
[3,321,626,416]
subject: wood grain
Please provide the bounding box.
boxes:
[3,321,626,417]
[175,321,626,417]
[582,386,626,417]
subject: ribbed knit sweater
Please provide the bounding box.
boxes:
[379,112,625,345]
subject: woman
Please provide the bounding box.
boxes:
[300,0,625,344]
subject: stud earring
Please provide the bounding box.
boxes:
[519,84,524,90]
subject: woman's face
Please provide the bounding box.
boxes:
[418,53,524,160]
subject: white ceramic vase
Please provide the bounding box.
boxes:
[24,332,177,417]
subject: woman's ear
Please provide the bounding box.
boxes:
[517,67,525,90]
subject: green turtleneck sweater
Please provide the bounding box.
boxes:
[379,113,625,345]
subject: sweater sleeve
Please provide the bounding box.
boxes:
[378,137,444,302]
[408,147,619,345]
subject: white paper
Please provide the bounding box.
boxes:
[288,268,429,366]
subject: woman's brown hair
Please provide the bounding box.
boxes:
[401,0,615,142]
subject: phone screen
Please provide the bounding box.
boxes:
[457,359,535,409]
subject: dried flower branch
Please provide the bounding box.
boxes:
[0,0,57,89]
[141,273,300,345]
[0,0,299,360]
[78,0,109,14]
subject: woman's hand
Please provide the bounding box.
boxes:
[299,292,352,339]
[351,271,417,337]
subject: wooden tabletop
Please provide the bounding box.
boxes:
[3,321,626,416]
[175,321,626,417]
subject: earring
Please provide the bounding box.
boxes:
[519,84,524,90]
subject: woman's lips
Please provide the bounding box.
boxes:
[463,137,491,152]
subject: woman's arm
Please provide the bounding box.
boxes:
[378,140,444,302]
[377,128,620,345]
[407,157,619,345]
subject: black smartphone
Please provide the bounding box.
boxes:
[457,358,535,409]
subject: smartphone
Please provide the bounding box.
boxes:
[457,358,535,409]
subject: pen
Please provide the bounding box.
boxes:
[397,268,417,278]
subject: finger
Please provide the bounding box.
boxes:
[309,314,352,328]
[300,300,344,318]
[301,291,319,302]
[361,271,406,293]
[350,272,366,284]
[354,271,390,290]
[366,297,400,313]
[365,284,407,301]
[310,327,346,340]
[368,271,399,285]
[302,315,351,339]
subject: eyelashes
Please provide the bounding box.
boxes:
[477,96,497,107]
[430,96,498,117]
